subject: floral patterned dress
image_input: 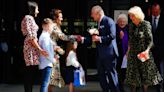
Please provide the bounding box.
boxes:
[21,15,39,66]
[125,20,162,87]
[49,23,66,87]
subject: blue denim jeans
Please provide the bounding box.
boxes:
[40,67,52,92]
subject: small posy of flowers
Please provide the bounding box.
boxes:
[88,28,99,35]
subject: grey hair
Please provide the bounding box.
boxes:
[92,5,104,15]
[117,14,128,24]
[128,6,145,21]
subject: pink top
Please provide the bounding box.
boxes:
[21,15,39,66]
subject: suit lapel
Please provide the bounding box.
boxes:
[99,16,105,34]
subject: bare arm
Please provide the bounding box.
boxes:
[30,38,48,57]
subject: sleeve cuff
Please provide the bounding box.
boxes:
[81,37,84,44]
[99,37,102,43]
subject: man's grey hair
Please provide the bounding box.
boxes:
[92,5,104,15]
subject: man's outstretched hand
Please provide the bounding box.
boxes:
[74,35,83,42]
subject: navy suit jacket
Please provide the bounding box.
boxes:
[84,16,119,59]
[146,13,164,59]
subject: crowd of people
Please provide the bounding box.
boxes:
[21,1,163,92]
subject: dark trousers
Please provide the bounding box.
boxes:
[116,56,127,92]
[97,57,120,92]
[24,65,39,92]
[152,49,164,92]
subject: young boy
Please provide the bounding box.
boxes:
[39,18,60,92]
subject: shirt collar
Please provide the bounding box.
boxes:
[43,30,50,35]
[99,15,104,23]
[152,15,160,19]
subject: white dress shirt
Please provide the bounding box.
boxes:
[152,15,160,28]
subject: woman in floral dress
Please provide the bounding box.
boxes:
[48,9,68,92]
[21,1,48,92]
[125,6,162,92]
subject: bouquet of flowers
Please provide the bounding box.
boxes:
[88,28,99,35]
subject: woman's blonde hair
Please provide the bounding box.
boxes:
[128,6,145,21]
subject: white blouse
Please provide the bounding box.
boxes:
[66,50,80,68]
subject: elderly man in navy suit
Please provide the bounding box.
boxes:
[77,5,120,92]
